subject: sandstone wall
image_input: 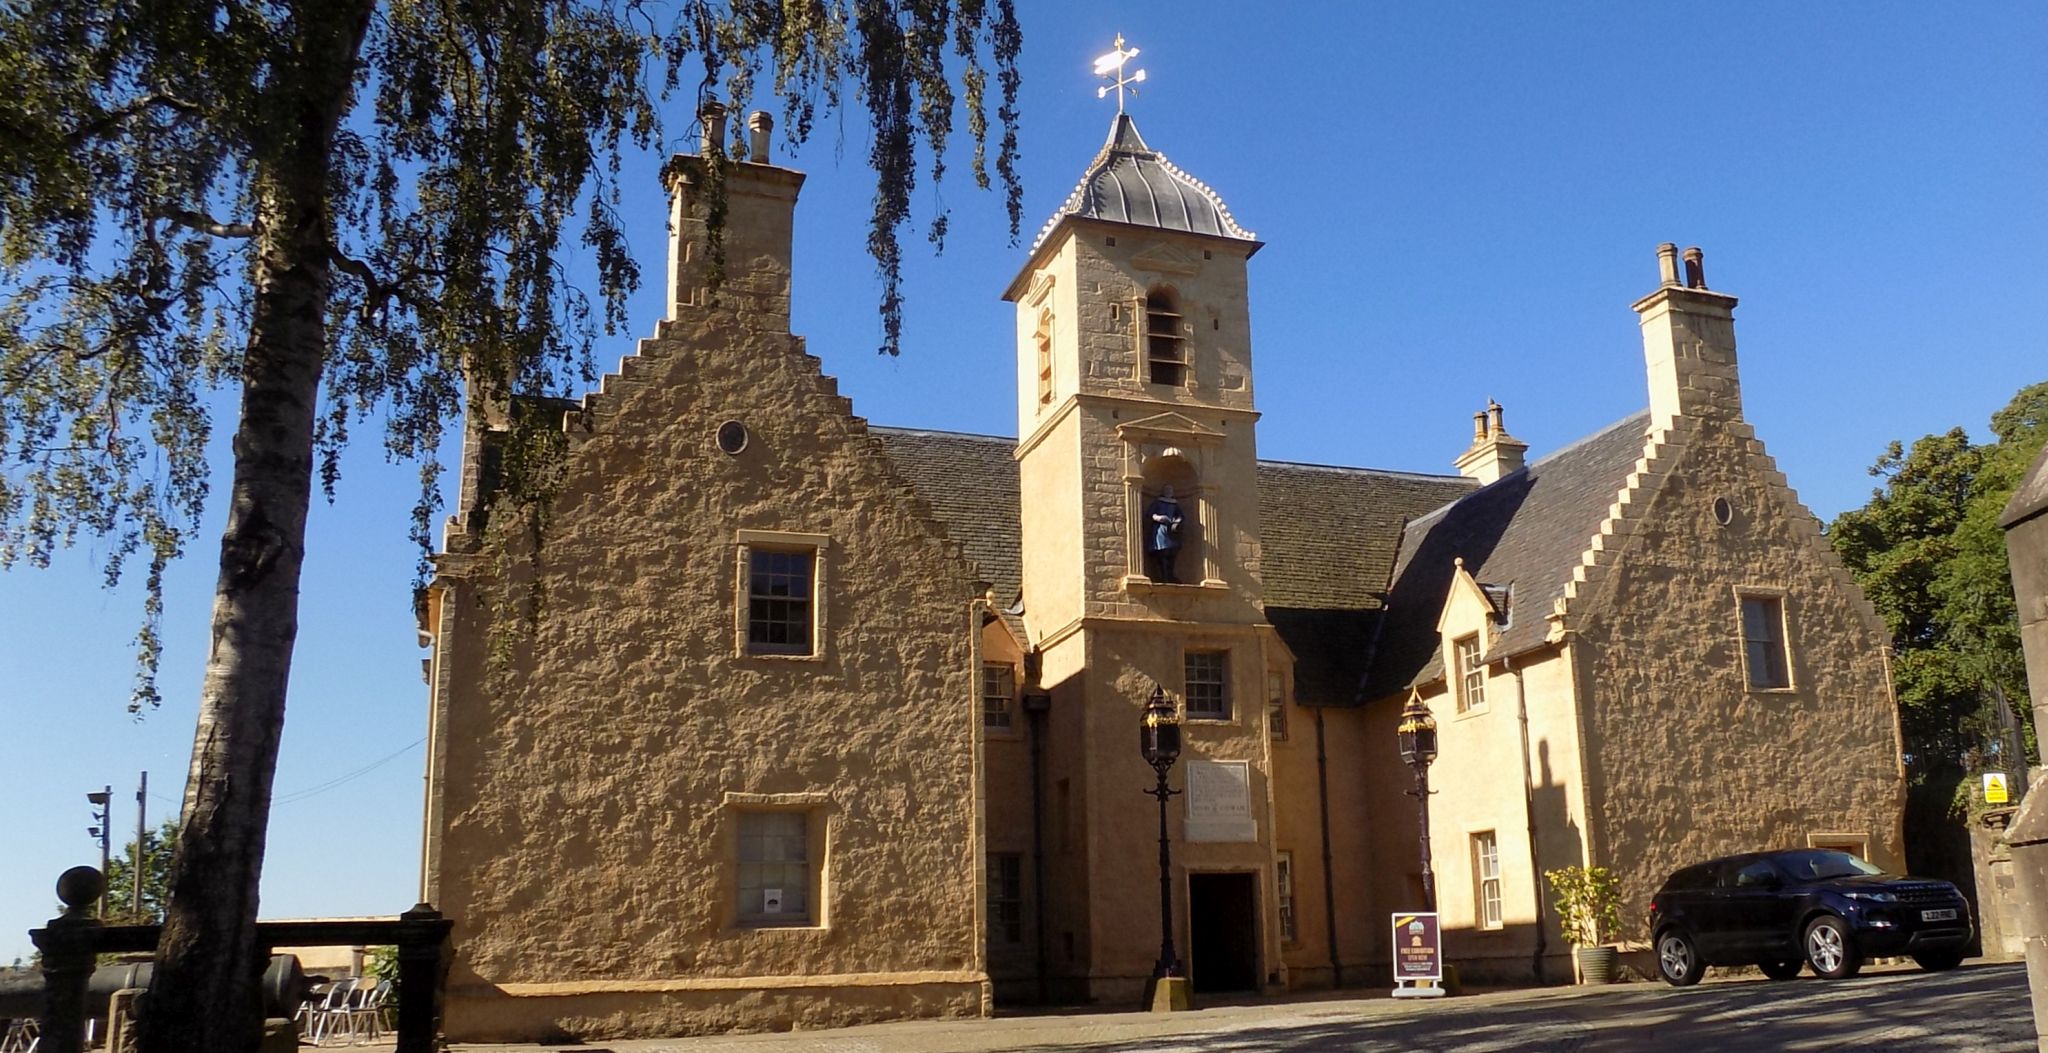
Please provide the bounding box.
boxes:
[1074,623,1279,1004]
[1577,414,1905,923]
[425,160,988,1042]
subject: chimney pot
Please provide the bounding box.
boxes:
[1487,398,1505,437]
[1471,411,1488,443]
[1657,243,1680,287]
[1682,246,1706,289]
[747,111,774,163]
[699,99,729,157]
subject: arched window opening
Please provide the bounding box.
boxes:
[1145,288,1186,387]
[1139,452,1199,584]
[1035,310,1054,406]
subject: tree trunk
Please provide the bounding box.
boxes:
[138,6,373,1050]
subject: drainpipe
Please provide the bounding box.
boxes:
[1022,656,1053,1005]
[1508,653,1547,982]
[1314,707,1343,986]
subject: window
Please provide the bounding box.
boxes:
[1266,670,1289,740]
[1034,311,1054,406]
[1473,831,1502,929]
[983,663,1016,731]
[737,811,813,925]
[1185,650,1231,720]
[1144,290,1186,386]
[1806,832,1870,860]
[1728,859,1781,888]
[1276,851,1298,944]
[1454,634,1485,713]
[747,548,815,655]
[988,853,1024,945]
[1740,594,1791,689]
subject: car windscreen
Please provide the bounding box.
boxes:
[1773,849,1883,881]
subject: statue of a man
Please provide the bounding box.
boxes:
[1145,486,1185,583]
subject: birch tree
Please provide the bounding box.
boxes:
[0,2,1020,1048]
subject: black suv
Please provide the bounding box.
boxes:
[1648,849,1972,985]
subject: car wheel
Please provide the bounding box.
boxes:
[1803,916,1862,980]
[1912,949,1964,972]
[1758,959,1803,981]
[1656,929,1704,987]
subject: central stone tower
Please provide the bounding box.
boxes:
[1002,114,1282,1002]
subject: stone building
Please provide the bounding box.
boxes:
[419,111,1906,1039]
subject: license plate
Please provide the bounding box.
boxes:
[1922,908,1957,922]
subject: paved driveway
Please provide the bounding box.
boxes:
[454,962,2033,1053]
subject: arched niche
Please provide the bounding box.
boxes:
[1139,449,1200,584]
[1116,419,1224,589]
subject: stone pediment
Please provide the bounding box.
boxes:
[1131,242,1202,276]
[1117,411,1225,445]
[1024,270,1055,306]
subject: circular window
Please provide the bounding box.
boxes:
[716,420,749,455]
[1712,496,1734,526]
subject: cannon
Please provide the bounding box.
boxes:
[0,954,306,1021]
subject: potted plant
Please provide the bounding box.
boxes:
[1545,864,1622,984]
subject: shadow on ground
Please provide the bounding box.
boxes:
[990,963,2028,1053]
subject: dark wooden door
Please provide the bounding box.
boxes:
[1189,872,1259,993]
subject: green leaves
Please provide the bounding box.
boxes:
[0,0,1024,709]
[103,818,179,924]
[1829,381,2048,784]
[1545,864,1622,947]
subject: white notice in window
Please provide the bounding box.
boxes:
[762,889,784,914]
[1184,759,1257,842]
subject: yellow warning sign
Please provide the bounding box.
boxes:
[1985,772,2011,805]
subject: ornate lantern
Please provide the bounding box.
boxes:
[1140,684,1182,770]
[1397,691,1438,767]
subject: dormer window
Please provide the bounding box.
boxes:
[1144,289,1186,387]
[1454,634,1486,714]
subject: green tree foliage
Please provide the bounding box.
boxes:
[1829,381,2048,786]
[1544,865,1622,947]
[104,819,180,924]
[0,3,1021,1049]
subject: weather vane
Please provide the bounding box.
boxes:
[1094,34,1147,114]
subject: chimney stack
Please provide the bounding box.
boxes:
[1656,243,1680,287]
[1633,242,1742,427]
[747,111,774,163]
[698,99,728,156]
[664,98,806,329]
[1454,398,1530,484]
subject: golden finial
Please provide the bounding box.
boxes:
[1093,34,1147,114]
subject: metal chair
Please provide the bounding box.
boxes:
[307,975,358,1046]
[345,980,393,1043]
[0,1018,38,1053]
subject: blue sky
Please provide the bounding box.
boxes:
[3,3,2043,961]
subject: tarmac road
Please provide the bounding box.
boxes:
[453,961,2033,1053]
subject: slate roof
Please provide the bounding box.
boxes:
[871,427,1474,692]
[1364,411,1654,696]
[871,428,1027,636]
[1255,461,1478,705]
[1030,115,1256,253]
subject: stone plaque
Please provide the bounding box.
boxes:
[1184,759,1257,842]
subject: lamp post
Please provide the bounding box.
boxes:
[85,788,110,918]
[1139,684,1186,1004]
[1396,691,1439,911]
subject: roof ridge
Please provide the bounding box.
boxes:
[1258,458,1472,482]
[1526,409,1652,470]
[1400,409,1655,530]
[870,425,1017,443]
